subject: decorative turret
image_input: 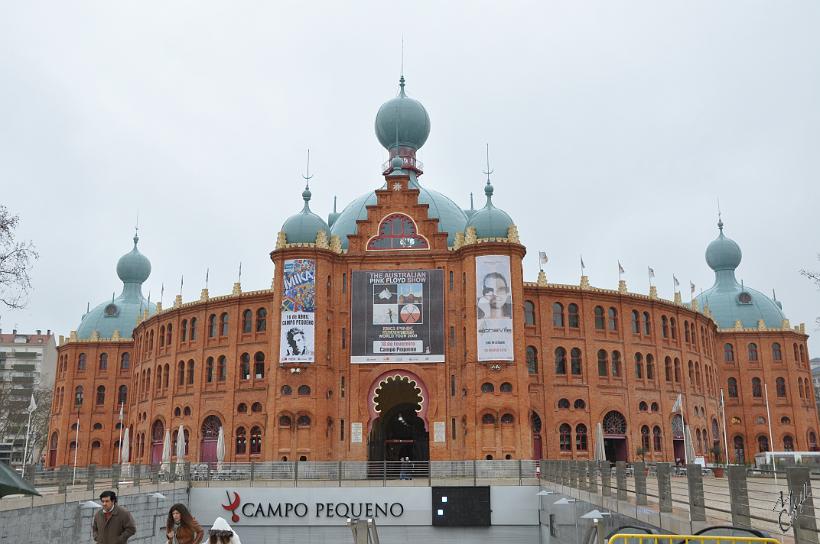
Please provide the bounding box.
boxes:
[465,180,514,239]
[280,184,330,245]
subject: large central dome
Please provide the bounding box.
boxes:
[374,76,431,151]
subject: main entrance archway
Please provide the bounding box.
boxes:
[602,410,628,462]
[367,372,430,471]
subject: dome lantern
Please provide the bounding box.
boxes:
[375,76,430,175]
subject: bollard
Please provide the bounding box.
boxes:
[184,461,191,483]
[656,463,673,513]
[616,461,627,500]
[600,461,611,497]
[561,460,569,486]
[686,463,706,521]
[134,463,141,486]
[170,461,176,481]
[727,465,751,528]
[250,461,256,484]
[588,460,598,494]
[569,460,578,489]
[86,464,96,491]
[58,465,68,494]
[112,463,121,489]
[786,465,820,544]
[634,461,647,505]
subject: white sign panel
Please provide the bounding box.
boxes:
[190,487,432,526]
[475,255,514,361]
[434,421,446,443]
[351,422,363,443]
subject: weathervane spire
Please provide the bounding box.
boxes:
[482,143,494,183]
[302,148,313,189]
[717,197,723,232]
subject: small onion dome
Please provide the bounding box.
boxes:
[374,76,431,151]
[465,180,514,238]
[281,185,329,244]
[116,234,151,284]
[705,219,742,271]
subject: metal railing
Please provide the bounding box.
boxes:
[609,534,781,544]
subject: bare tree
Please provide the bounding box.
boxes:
[0,205,39,309]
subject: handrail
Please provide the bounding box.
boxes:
[609,535,781,544]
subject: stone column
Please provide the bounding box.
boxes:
[786,466,820,544]
[569,461,578,489]
[112,464,121,489]
[600,461,611,497]
[634,461,647,505]
[656,463,672,513]
[86,464,96,491]
[133,464,141,486]
[57,465,68,494]
[727,465,751,528]
[588,461,598,494]
[616,461,627,500]
[184,461,191,483]
[686,463,706,521]
[561,460,569,486]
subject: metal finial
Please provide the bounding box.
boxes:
[482,143,494,182]
[399,35,406,98]
[133,212,140,246]
[717,197,723,232]
[469,192,474,211]
[333,196,337,213]
[302,148,313,187]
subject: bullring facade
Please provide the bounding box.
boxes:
[46,77,818,468]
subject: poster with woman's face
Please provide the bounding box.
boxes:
[476,255,514,361]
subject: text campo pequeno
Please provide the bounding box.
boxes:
[239,501,404,519]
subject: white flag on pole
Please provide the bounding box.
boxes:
[648,266,655,279]
[27,394,37,413]
[538,251,548,266]
[671,393,682,413]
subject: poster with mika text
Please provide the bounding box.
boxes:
[476,255,514,361]
[279,259,315,363]
[350,269,445,363]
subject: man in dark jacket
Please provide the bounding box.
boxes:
[92,490,136,543]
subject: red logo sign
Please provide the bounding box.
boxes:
[222,491,241,523]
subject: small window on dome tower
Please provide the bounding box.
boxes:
[104,303,119,317]
[737,292,752,304]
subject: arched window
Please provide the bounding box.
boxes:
[576,424,588,451]
[557,398,570,409]
[187,360,194,385]
[78,353,86,371]
[559,424,572,451]
[166,324,172,346]
[482,413,496,425]
[99,353,108,370]
[642,312,651,335]
[635,353,643,379]
[281,385,292,396]
[758,435,770,453]
[665,357,672,382]
[651,402,659,412]
[367,213,429,250]
[297,415,312,427]
[724,343,734,362]
[163,364,169,388]
[570,348,582,375]
[639,401,648,412]
[190,317,197,340]
[784,435,795,452]
[220,313,229,336]
[674,358,681,382]
[568,304,580,328]
[117,385,127,405]
[776,377,787,398]
[217,355,227,381]
[96,385,105,405]
[256,308,267,332]
[552,303,564,327]
[500,382,513,393]
[524,301,536,326]
[597,349,608,377]
[250,426,262,454]
[781,416,791,425]
[554,347,567,375]
[526,346,538,374]
[500,413,514,424]
[594,306,605,330]
[670,318,677,339]
[728,378,738,397]
[181,320,188,342]
[603,411,627,435]
[279,415,292,427]
[298,385,311,396]
[653,426,662,451]
[208,314,217,338]
[242,309,253,333]
[748,343,759,361]
[772,343,782,361]
[684,322,690,343]
[809,431,817,450]
[752,377,762,398]
[646,354,655,380]
[240,353,251,380]
[611,351,621,377]
[631,310,640,334]
[120,352,130,369]
[177,361,185,385]
[696,429,703,452]
[205,357,214,383]
[641,426,650,450]
[235,427,247,454]
[800,344,806,363]
[481,382,494,393]
[160,326,165,347]
[574,399,586,410]
[608,307,618,331]
[254,352,265,379]
[688,361,694,384]
[799,378,805,398]
[661,316,669,338]
[75,386,84,406]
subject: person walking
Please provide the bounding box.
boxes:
[207,517,242,544]
[92,490,136,543]
[166,503,204,544]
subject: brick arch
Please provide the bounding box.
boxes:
[367,369,429,432]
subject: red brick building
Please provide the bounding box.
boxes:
[46,78,817,468]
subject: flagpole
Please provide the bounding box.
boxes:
[118,402,124,464]
[720,389,729,464]
[764,383,778,484]
[21,404,33,468]
[681,395,689,465]
[72,409,80,487]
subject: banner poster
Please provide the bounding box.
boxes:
[279,259,316,363]
[350,269,445,363]
[475,255,514,361]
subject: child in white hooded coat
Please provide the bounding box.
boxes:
[207,517,242,544]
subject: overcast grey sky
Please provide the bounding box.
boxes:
[2,1,819,353]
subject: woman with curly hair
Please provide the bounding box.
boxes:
[166,503,204,544]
